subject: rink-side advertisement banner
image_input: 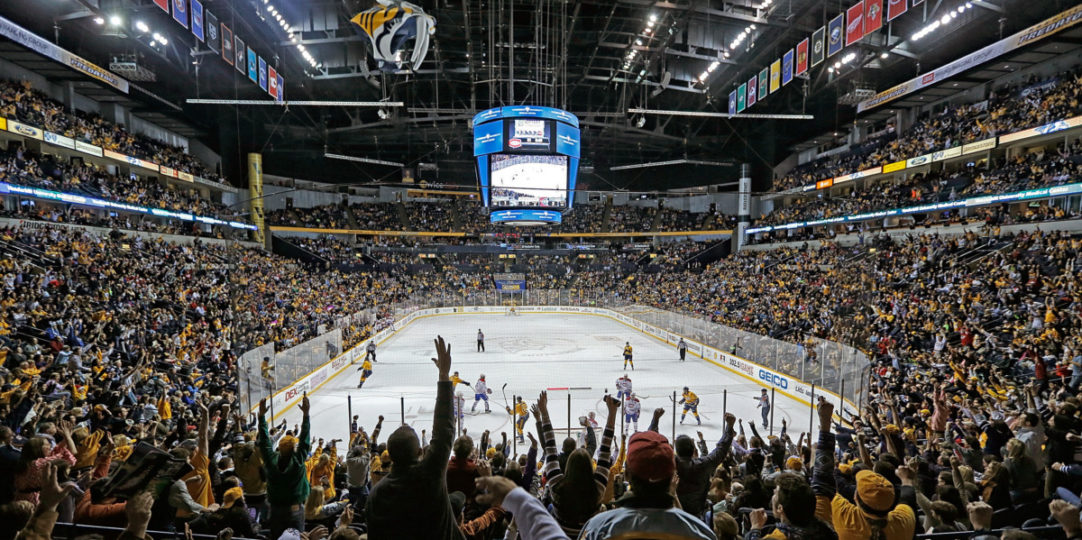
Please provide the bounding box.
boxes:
[0,15,129,94]
[856,4,1082,112]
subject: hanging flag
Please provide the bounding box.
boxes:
[758,67,769,98]
[828,14,844,57]
[221,25,233,64]
[190,0,205,42]
[769,59,781,93]
[205,11,219,52]
[236,38,247,73]
[153,0,169,13]
[846,2,865,46]
[782,49,794,86]
[887,0,908,20]
[747,75,758,107]
[258,57,268,91]
[796,38,809,75]
[268,66,279,98]
[737,83,747,112]
[276,74,285,102]
[812,26,826,66]
[864,0,883,34]
[172,0,188,28]
[247,47,257,81]
[728,90,737,115]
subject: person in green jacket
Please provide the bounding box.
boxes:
[257,393,311,540]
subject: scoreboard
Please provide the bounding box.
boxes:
[473,106,581,225]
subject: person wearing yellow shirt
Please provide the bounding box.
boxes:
[449,371,472,391]
[622,342,634,370]
[679,387,701,425]
[356,358,373,389]
[505,397,529,443]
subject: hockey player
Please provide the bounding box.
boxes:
[677,338,688,361]
[506,396,529,442]
[616,374,633,400]
[623,342,634,370]
[450,371,472,391]
[356,358,373,389]
[756,388,771,429]
[471,374,491,413]
[679,386,701,425]
[477,329,485,352]
[624,392,641,433]
[365,340,377,362]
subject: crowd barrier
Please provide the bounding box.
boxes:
[242,293,867,424]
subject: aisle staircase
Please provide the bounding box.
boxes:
[600,197,614,232]
[394,201,411,229]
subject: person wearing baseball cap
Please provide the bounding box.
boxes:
[811,399,915,540]
[578,409,715,540]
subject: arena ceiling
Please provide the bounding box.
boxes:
[0,0,1076,192]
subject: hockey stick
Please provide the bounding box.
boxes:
[500,383,510,411]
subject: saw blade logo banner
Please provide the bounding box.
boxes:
[351,1,436,72]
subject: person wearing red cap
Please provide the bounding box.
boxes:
[578,410,715,540]
[811,398,915,540]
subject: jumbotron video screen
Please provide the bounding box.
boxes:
[490,154,568,208]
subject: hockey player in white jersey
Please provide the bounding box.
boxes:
[471,374,491,413]
[624,393,641,433]
[454,392,465,423]
[616,374,632,400]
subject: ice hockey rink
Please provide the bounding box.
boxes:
[281,312,813,448]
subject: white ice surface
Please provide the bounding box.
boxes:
[279,313,814,451]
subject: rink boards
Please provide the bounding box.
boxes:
[258,305,855,423]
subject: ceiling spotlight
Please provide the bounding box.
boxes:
[649,13,658,22]
[93,17,104,25]
[940,14,951,24]
[635,39,642,45]
[267,5,274,12]
[158,35,168,45]
[377,108,390,120]
[152,32,161,41]
[135,20,149,33]
[635,116,646,128]
[109,15,122,26]
[881,52,889,59]
[828,67,834,73]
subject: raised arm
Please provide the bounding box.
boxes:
[424,336,455,469]
[648,407,664,433]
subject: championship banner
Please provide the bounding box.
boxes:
[190,0,204,41]
[235,36,246,72]
[827,14,844,57]
[153,0,169,12]
[258,57,268,91]
[887,0,907,21]
[769,59,781,92]
[846,2,865,46]
[782,49,794,86]
[276,74,285,102]
[864,0,883,35]
[172,0,188,29]
[221,24,233,64]
[811,26,825,66]
[858,4,1082,112]
[0,15,130,94]
[205,11,219,52]
[44,131,75,149]
[747,74,758,107]
[247,48,257,81]
[7,120,42,140]
[758,67,769,97]
[737,83,746,112]
[728,91,737,115]
[268,66,278,98]
[795,38,809,75]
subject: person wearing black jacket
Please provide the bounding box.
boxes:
[675,412,735,518]
[365,336,463,540]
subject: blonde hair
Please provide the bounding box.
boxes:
[1005,438,1025,460]
[304,486,326,520]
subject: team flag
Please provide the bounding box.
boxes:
[758,67,769,97]
[864,0,883,34]
[235,37,246,72]
[769,59,781,93]
[221,25,234,64]
[827,14,844,57]
[258,57,268,91]
[737,83,747,112]
[747,75,758,107]
[172,0,188,28]
[268,66,279,98]
[811,27,826,67]
[247,48,257,81]
[190,0,204,42]
[728,91,737,115]
[887,0,908,21]
[276,74,285,102]
[153,0,169,13]
[205,11,219,52]
[782,49,794,86]
[796,38,809,75]
[846,2,865,46]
